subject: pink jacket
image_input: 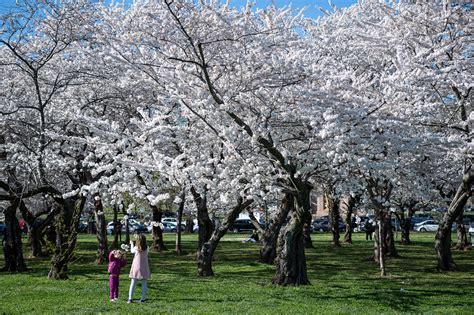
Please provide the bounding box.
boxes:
[108,251,127,276]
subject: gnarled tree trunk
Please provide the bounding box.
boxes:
[151,206,166,251]
[455,211,468,250]
[249,194,292,264]
[435,170,473,271]
[328,195,341,247]
[28,211,56,257]
[197,198,253,276]
[94,196,108,264]
[344,195,356,244]
[48,197,85,279]
[2,201,27,272]
[273,181,311,286]
[191,186,213,253]
[19,201,56,257]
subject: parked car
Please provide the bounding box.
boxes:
[131,222,149,234]
[162,222,185,233]
[106,221,148,235]
[162,217,186,226]
[230,219,261,233]
[311,220,329,232]
[311,220,345,233]
[463,214,474,225]
[410,216,432,230]
[414,220,439,232]
[77,221,88,233]
[107,222,125,235]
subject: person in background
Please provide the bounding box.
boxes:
[128,234,151,303]
[243,229,259,243]
[365,220,374,241]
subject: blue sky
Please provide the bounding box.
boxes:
[226,1,358,18]
[0,0,358,18]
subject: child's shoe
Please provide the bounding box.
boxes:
[127,299,133,304]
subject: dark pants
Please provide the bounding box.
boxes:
[366,231,372,241]
[109,275,120,299]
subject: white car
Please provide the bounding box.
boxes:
[162,217,186,226]
[414,220,439,232]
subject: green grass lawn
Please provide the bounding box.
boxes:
[0,232,473,314]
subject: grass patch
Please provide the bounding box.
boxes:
[0,232,472,314]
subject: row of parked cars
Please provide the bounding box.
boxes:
[106,217,188,235]
[310,213,474,233]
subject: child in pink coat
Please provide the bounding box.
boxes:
[127,234,151,303]
[108,250,127,302]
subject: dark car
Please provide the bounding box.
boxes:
[463,214,474,224]
[230,219,261,233]
[311,220,345,233]
[312,220,330,232]
[78,221,88,233]
[132,222,149,234]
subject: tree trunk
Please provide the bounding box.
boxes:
[385,215,398,257]
[366,177,392,276]
[151,206,166,251]
[374,218,386,276]
[400,219,411,245]
[1,201,27,272]
[94,197,108,264]
[48,197,85,279]
[273,182,311,286]
[185,217,194,233]
[191,186,213,252]
[87,216,96,235]
[111,205,119,249]
[344,195,356,244]
[29,211,56,257]
[249,194,292,264]
[435,170,473,271]
[18,201,56,258]
[303,213,313,248]
[455,211,469,250]
[328,195,341,247]
[394,205,414,245]
[175,190,185,254]
[197,198,253,276]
